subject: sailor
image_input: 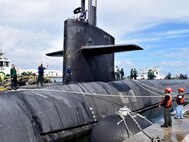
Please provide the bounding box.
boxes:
[65,65,72,83]
[175,88,185,119]
[10,64,17,90]
[133,68,137,80]
[159,87,173,127]
[37,64,48,86]
[120,68,124,80]
[148,69,155,80]
[114,66,120,80]
[130,68,134,79]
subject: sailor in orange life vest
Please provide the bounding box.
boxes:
[159,87,173,128]
[175,88,185,119]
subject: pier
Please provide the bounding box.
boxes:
[125,104,189,142]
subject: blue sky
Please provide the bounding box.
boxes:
[0,0,189,77]
[115,22,189,76]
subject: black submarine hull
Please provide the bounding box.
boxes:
[0,79,188,142]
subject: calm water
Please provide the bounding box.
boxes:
[53,77,63,83]
[65,133,91,142]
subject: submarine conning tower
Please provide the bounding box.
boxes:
[63,0,114,82]
[63,19,115,82]
[47,0,143,83]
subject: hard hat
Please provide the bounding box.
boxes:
[165,87,172,93]
[178,88,185,93]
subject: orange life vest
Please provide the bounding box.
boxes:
[161,94,172,107]
[176,94,185,105]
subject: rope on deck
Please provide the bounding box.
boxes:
[184,110,189,118]
[152,136,165,142]
[117,106,165,142]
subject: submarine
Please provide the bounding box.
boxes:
[0,0,189,142]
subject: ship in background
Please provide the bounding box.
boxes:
[137,66,165,80]
[0,50,11,75]
[0,50,62,78]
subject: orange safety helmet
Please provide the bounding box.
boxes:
[165,87,172,93]
[178,88,185,93]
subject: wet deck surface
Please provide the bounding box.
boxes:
[125,104,189,142]
[163,116,189,142]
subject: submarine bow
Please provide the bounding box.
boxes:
[0,80,189,141]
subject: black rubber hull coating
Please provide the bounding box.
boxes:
[90,113,152,142]
[0,80,189,141]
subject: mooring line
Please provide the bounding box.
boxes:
[10,88,164,98]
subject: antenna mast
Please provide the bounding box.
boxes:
[88,0,97,26]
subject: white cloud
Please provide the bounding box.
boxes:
[0,25,62,69]
[0,0,189,74]
[155,47,189,59]
[160,60,189,75]
[98,0,189,37]
[116,28,189,51]
[115,57,136,76]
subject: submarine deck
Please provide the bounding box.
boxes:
[4,81,189,142]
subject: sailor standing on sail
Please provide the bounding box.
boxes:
[159,87,173,127]
[175,88,185,119]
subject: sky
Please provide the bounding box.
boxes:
[0,0,189,77]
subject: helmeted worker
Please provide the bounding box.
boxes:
[159,87,173,127]
[175,88,185,119]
